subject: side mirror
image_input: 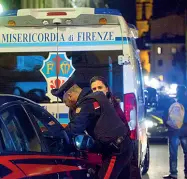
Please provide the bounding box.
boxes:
[74,135,95,151]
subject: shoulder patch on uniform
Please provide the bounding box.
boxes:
[76,107,81,113]
[93,101,100,110]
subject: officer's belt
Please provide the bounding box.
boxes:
[109,136,125,149]
[108,135,130,154]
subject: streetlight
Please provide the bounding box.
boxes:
[0,4,3,14]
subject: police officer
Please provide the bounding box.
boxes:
[51,78,133,179]
[163,85,187,179]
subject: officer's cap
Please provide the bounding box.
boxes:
[51,77,75,98]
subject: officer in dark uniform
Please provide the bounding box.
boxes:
[51,78,133,179]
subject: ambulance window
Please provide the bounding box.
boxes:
[66,50,124,101]
[0,51,123,102]
[0,52,50,103]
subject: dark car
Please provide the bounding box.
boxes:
[145,87,158,108]
[0,94,101,179]
[146,110,168,139]
[145,93,177,140]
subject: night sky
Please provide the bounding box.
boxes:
[107,0,136,24]
[108,0,187,24]
[153,0,187,19]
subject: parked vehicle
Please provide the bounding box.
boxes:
[145,87,158,108]
[0,94,102,179]
[146,109,168,139]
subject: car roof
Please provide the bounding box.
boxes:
[0,94,38,108]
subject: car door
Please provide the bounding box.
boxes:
[0,103,60,179]
[24,103,91,179]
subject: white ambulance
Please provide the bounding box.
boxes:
[0,8,149,175]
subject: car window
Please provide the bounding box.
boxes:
[0,117,15,152]
[0,105,41,152]
[25,104,64,137]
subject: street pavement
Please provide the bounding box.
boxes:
[143,141,184,179]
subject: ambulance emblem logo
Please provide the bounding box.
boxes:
[40,52,75,102]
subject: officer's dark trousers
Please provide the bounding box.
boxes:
[168,135,187,177]
[98,150,132,179]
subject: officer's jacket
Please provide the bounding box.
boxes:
[66,88,99,137]
[109,95,130,132]
[66,89,130,144]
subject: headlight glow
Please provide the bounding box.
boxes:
[145,120,157,128]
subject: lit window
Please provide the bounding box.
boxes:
[171,47,177,54]
[157,47,162,54]
[158,75,163,81]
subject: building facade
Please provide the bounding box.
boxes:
[136,0,153,37]
[150,15,185,84]
[151,43,185,84]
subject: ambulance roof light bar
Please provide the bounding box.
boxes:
[0,8,121,26]
[0,8,122,17]
[94,8,122,16]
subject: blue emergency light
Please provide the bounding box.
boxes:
[94,8,122,16]
[0,10,18,16]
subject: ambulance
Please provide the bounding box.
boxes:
[0,8,149,175]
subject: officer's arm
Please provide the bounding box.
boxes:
[65,100,99,135]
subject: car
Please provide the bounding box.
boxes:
[146,110,168,140]
[145,87,159,108]
[0,94,102,179]
[145,94,178,141]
